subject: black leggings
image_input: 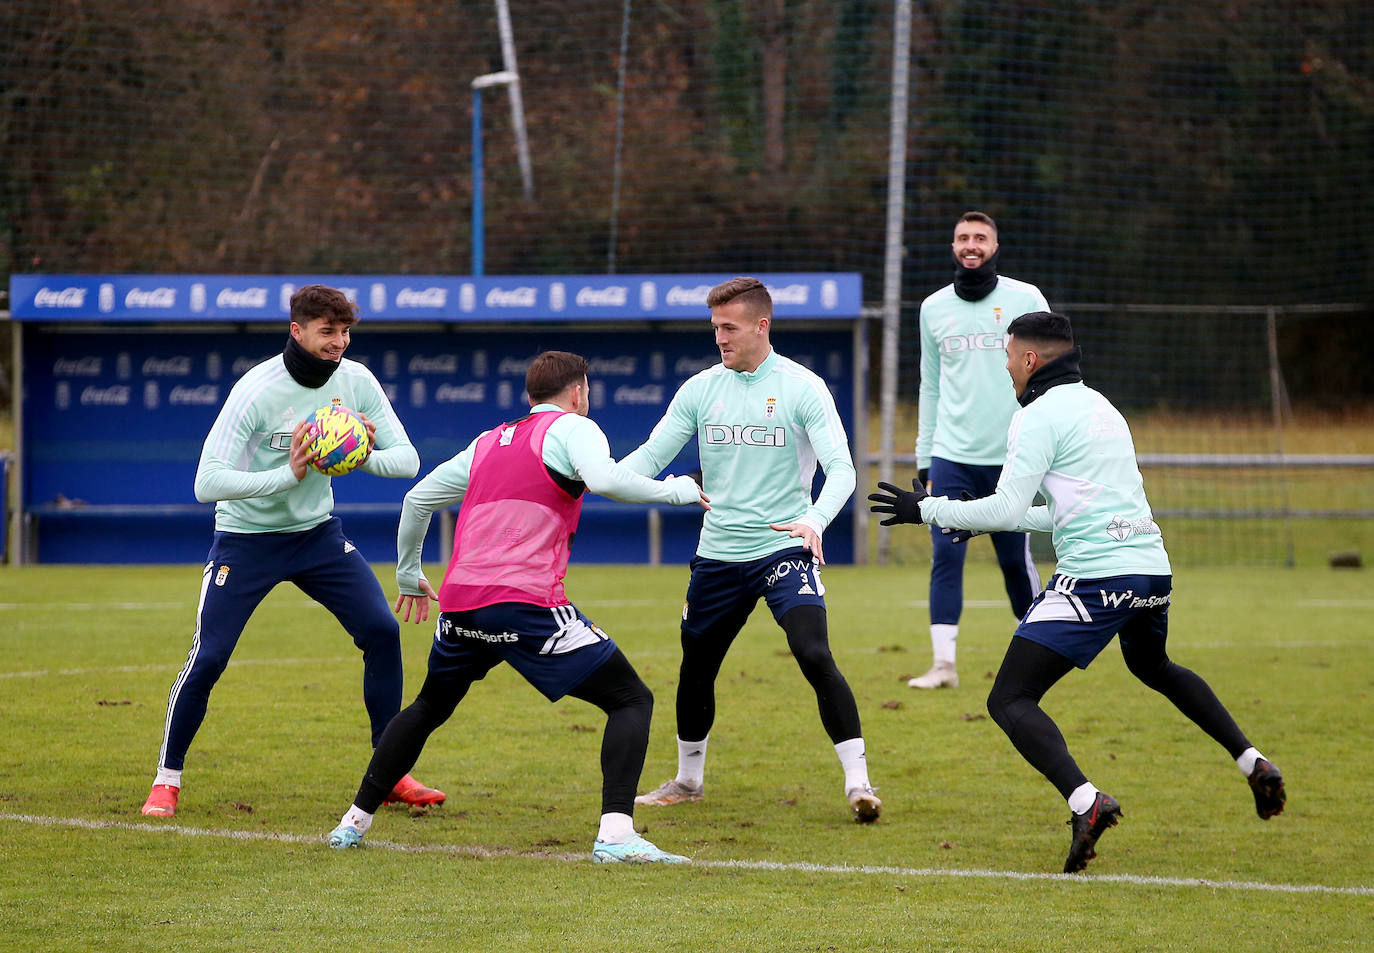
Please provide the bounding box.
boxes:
[354,648,653,816]
[676,604,862,745]
[986,635,1252,799]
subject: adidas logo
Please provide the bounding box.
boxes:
[343,541,356,554]
[797,582,816,595]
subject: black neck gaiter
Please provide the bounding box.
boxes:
[1018,346,1084,407]
[283,334,341,388]
[952,249,1000,302]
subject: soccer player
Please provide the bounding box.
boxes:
[626,276,881,823]
[910,211,1048,690]
[141,284,444,817]
[869,311,1286,872]
[326,350,707,863]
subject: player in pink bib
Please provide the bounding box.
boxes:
[326,350,707,864]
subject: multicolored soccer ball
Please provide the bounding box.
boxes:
[306,405,370,476]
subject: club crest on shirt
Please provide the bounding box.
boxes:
[765,397,777,419]
[993,306,1004,323]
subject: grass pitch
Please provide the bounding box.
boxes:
[1,560,1370,951]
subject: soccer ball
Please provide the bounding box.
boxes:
[306,405,370,476]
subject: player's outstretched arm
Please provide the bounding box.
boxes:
[867,478,929,526]
[395,443,476,598]
[566,416,707,507]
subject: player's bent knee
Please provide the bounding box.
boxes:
[986,683,1018,729]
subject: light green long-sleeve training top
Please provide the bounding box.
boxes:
[916,277,1049,469]
[620,349,855,562]
[920,381,1171,580]
[194,355,418,534]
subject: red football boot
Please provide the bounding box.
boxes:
[385,773,446,806]
[141,783,180,817]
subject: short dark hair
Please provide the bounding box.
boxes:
[526,350,590,403]
[290,284,358,326]
[706,276,772,320]
[1007,311,1075,348]
[958,210,997,233]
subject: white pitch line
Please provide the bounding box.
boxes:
[2,812,1369,898]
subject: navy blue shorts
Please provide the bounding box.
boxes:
[681,547,826,640]
[428,602,617,701]
[1014,573,1172,668]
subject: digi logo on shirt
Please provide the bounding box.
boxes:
[939,332,1007,353]
[702,424,787,447]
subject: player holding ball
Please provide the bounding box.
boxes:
[141,284,445,818]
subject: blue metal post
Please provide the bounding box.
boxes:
[472,88,484,276]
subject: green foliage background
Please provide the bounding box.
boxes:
[3,1,1371,312]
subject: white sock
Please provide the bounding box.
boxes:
[339,804,374,834]
[154,767,182,789]
[931,624,958,666]
[677,735,708,787]
[1067,782,1099,815]
[834,737,871,792]
[1236,747,1264,776]
[596,812,636,843]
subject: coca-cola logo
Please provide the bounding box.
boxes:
[497,357,536,376]
[396,287,448,308]
[612,384,663,405]
[53,357,103,376]
[80,385,131,406]
[142,356,193,376]
[125,287,177,309]
[34,287,88,308]
[486,287,537,308]
[435,382,486,403]
[675,356,718,376]
[575,286,628,308]
[216,287,269,309]
[587,356,637,375]
[169,384,220,405]
[408,355,459,374]
[665,285,712,307]
[232,355,274,375]
[768,283,810,306]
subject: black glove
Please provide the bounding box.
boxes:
[917,468,929,488]
[867,478,928,526]
[940,525,985,544]
[940,491,982,543]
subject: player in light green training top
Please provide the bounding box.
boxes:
[141,284,444,818]
[624,276,881,824]
[910,211,1047,690]
[870,311,1285,873]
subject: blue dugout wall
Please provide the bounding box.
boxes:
[8,273,867,565]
